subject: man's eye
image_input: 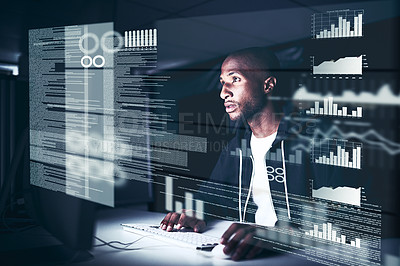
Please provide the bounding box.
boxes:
[232,77,240,83]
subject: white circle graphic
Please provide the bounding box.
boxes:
[81,55,92,68]
[79,33,99,54]
[93,55,105,68]
[101,30,123,53]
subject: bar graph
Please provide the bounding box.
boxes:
[305,222,361,248]
[124,28,157,49]
[305,97,362,118]
[230,139,303,164]
[266,148,302,165]
[230,139,251,157]
[312,10,364,39]
[311,139,362,169]
[165,176,204,220]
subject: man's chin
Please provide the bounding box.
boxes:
[227,112,242,121]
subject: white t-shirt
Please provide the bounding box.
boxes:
[250,132,278,227]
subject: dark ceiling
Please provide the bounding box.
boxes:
[0,0,393,78]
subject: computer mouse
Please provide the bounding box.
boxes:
[211,244,231,259]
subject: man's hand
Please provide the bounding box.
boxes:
[160,212,206,232]
[220,223,264,261]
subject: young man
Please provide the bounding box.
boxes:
[160,47,310,260]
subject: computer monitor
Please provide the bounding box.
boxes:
[1,129,96,265]
[27,186,96,251]
[20,183,96,264]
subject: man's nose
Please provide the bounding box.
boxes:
[220,84,233,100]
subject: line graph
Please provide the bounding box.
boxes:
[290,125,400,156]
[312,186,362,206]
[312,56,363,75]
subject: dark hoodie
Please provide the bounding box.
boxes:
[195,109,355,228]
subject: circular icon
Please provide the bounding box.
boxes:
[275,175,285,183]
[265,166,285,183]
[79,32,99,54]
[93,55,105,68]
[81,55,93,68]
[266,166,275,174]
[275,167,284,175]
[267,173,275,181]
[101,30,123,53]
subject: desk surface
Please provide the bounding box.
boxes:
[75,206,321,266]
[2,205,398,265]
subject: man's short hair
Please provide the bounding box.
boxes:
[227,47,281,78]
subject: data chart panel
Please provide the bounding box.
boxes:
[312,9,364,39]
[311,139,362,169]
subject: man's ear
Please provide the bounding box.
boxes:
[264,76,277,94]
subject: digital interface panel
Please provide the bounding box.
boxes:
[29,1,399,265]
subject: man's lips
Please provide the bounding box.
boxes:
[224,101,238,113]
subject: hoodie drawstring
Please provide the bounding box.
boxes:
[242,156,255,222]
[239,150,255,223]
[281,140,291,220]
[238,149,243,223]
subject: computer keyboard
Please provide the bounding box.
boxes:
[121,223,220,250]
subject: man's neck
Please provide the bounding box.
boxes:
[247,103,282,138]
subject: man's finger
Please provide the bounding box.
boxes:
[193,220,206,233]
[223,227,247,254]
[231,233,255,261]
[166,212,181,231]
[220,223,240,245]
[160,212,173,230]
[176,213,206,232]
[176,213,188,230]
[182,215,205,232]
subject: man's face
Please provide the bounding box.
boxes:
[219,56,266,121]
